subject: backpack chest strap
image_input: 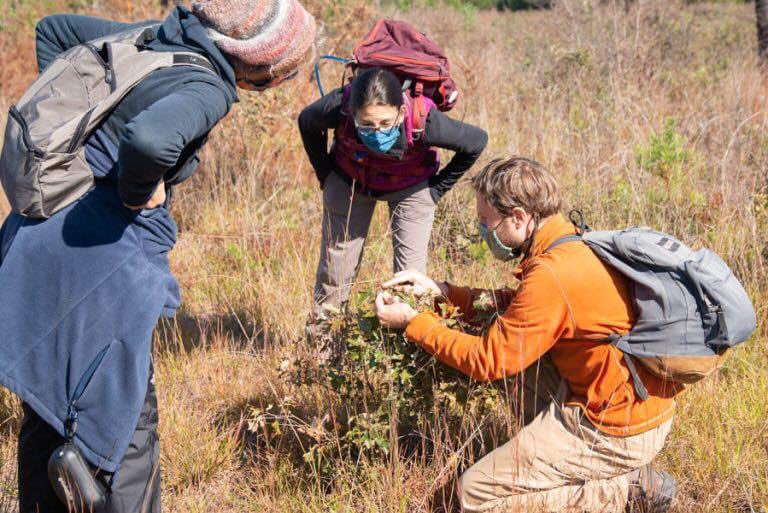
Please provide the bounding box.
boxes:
[172,53,216,74]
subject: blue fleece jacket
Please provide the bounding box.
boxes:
[0,8,237,472]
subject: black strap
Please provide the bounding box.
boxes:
[568,209,590,235]
[544,234,583,253]
[173,53,216,74]
[607,334,650,401]
[683,259,730,345]
[64,408,79,442]
[133,27,215,74]
[543,209,591,253]
[549,208,651,401]
[621,352,650,401]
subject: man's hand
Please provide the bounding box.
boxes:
[381,269,449,298]
[124,181,166,211]
[375,292,418,330]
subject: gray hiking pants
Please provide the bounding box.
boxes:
[314,172,437,307]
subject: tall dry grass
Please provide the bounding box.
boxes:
[0,0,767,511]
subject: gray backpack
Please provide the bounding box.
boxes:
[0,26,215,218]
[547,211,757,400]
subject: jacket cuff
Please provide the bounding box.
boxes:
[405,311,443,349]
[118,180,158,207]
[445,284,473,312]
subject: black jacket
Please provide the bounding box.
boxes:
[298,87,488,200]
[34,7,239,206]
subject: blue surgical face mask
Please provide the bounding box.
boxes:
[355,113,402,154]
[357,124,401,153]
[478,220,520,262]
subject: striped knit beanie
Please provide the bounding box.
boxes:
[192,0,316,81]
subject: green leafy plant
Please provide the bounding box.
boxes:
[250,288,504,475]
[322,290,500,454]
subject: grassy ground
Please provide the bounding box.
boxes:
[1,0,767,511]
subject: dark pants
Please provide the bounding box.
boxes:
[18,375,161,513]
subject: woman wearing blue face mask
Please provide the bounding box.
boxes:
[298,67,488,336]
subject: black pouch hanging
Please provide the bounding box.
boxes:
[48,346,109,511]
[48,442,107,511]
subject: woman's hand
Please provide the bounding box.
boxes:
[124,181,166,211]
[381,269,448,298]
[375,292,418,330]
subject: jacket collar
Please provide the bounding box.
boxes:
[513,213,578,276]
[151,7,238,103]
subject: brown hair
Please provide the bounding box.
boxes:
[349,68,404,113]
[471,156,561,218]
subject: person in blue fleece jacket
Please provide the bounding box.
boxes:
[0,1,316,511]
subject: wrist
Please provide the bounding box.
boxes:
[119,179,159,207]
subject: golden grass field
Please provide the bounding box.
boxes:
[0,0,767,511]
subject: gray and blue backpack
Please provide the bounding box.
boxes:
[0,26,214,219]
[547,211,757,400]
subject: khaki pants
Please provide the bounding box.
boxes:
[459,359,673,513]
[314,172,437,307]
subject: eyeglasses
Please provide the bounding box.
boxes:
[353,112,402,136]
[478,218,506,231]
[240,68,299,91]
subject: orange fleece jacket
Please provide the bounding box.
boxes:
[405,214,683,436]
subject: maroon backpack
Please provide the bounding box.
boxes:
[350,19,459,132]
[314,20,459,131]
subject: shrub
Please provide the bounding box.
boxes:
[249,288,504,475]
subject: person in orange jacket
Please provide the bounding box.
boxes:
[375,156,683,513]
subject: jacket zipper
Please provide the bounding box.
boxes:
[63,343,111,441]
[70,344,111,410]
[9,106,44,158]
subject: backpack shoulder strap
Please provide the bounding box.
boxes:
[124,25,216,74]
[171,53,216,74]
[543,209,593,253]
[340,84,353,117]
[541,212,653,401]
[544,234,583,254]
[410,82,429,133]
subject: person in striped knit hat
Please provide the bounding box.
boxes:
[193,0,317,90]
[11,3,317,513]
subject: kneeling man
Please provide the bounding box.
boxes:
[376,156,682,513]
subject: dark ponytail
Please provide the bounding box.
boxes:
[348,68,403,113]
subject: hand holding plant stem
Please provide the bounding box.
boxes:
[381,269,449,298]
[375,291,418,330]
